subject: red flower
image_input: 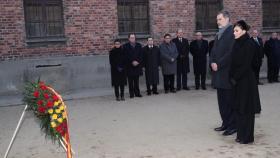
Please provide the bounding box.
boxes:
[43,93,49,99]
[33,91,39,98]
[56,124,66,136]
[38,106,46,113]
[37,100,43,106]
[46,101,53,108]
[52,95,59,101]
[40,85,48,91]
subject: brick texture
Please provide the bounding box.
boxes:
[0,0,273,61]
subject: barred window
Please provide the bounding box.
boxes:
[23,0,65,40]
[263,0,280,29]
[117,0,150,35]
[195,0,223,31]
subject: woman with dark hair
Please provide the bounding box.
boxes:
[109,39,127,101]
[230,20,261,144]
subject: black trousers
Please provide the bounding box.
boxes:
[177,71,188,89]
[114,85,124,98]
[128,76,140,97]
[217,88,236,130]
[237,113,255,143]
[268,66,279,82]
[163,74,175,91]
[195,72,206,88]
[146,84,158,93]
[253,66,261,83]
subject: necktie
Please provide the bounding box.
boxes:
[254,38,260,46]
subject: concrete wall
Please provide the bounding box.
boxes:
[0,55,269,98]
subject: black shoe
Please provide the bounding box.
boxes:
[183,87,190,90]
[130,95,134,98]
[135,94,142,98]
[239,140,254,144]
[165,90,169,94]
[176,88,181,91]
[258,82,264,85]
[116,97,121,101]
[214,126,227,131]
[121,97,125,101]
[222,129,237,136]
[235,138,241,143]
[275,80,280,83]
[153,91,159,95]
[195,87,199,90]
[147,92,151,96]
[202,87,207,90]
[170,89,176,93]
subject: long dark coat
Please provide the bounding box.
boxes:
[109,48,127,86]
[172,37,190,73]
[143,45,160,85]
[190,39,209,75]
[251,37,264,68]
[264,38,280,67]
[123,42,143,77]
[159,42,179,75]
[229,33,261,114]
[210,25,235,89]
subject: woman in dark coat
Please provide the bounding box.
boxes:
[109,39,127,101]
[230,20,261,144]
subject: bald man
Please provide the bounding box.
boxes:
[250,29,264,85]
[190,32,209,90]
[172,29,190,90]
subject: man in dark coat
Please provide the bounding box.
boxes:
[123,33,143,98]
[190,32,209,90]
[160,33,179,93]
[251,29,264,85]
[209,39,215,56]
[210,11,236,135]
[143,37,160,95]
[264,32,280,83]
[172,29,190,91]
[109,39,127,101]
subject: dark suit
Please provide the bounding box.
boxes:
[123,42,143,97]
[190,39,209,89]
[251,37,264,83]
[264,38,280,82]
[210,25,236,130]
[172,37,190,90]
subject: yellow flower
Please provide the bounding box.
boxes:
[62,112,67,119]
[57,118,63,123]
[52,114,58,120]
[51,122,57,128]
[54,101,61,107]
[48,109,54,114]
[59,105,65,111]
[55,109,61,114]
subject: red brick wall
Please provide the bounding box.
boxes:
[0,0,118,61]
[0,0,271,61]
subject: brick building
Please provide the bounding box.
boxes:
[0,0,280,97]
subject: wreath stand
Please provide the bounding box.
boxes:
[4,105,75,158]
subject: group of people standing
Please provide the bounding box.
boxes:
[109,30,210,101]
[109,10,279,145]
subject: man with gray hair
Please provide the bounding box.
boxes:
[210,10,236,136]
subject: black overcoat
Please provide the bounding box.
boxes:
[109,48,127,86]
[229,33,261,114]
[143,45,160,85]
[190,39,209,74]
